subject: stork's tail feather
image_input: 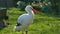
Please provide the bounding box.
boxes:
[16,22,21,26]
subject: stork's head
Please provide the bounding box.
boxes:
[25,5,33,12]
[25,5,39,14]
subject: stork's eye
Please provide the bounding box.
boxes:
[29,7,32,9]
[31,7,32,9]
[16,23,21,26]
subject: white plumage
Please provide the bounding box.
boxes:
[14,5,38,34]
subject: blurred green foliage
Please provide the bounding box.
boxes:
[17,1,27,10]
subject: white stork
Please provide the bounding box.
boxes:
[14,5,39,34]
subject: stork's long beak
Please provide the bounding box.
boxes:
[32,8,39,14]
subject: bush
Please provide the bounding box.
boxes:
[33,6,41,11]
[17,1,27,10]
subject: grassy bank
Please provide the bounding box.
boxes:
[0,8,60,34]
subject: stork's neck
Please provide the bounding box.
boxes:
[27,10,34,16]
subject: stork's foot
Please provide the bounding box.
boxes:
[22,31,24,34]
[26,31,28,34]
[22,32,24,34]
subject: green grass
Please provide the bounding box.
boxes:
[0,8,60,34]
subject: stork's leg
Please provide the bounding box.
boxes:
[26,31,28,34]
[22,31,24,34]
[22,32,24,34]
